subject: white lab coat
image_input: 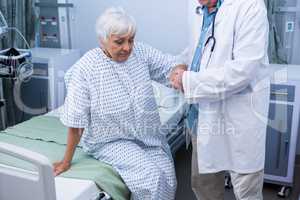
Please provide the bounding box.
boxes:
[183,0,270,174]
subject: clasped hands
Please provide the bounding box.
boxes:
[169,64,187,92]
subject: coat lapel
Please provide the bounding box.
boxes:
[214,0,234,26]
[199,0,234,69]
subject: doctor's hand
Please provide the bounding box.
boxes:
[169,65,186,92]
[172,64,187,72]
[53,160,71,176]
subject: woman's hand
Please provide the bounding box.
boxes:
[53,127,83,176]
[53,160,71,176]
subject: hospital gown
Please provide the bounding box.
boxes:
[60,42,180,200]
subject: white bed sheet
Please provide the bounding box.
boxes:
[55,177,100,200]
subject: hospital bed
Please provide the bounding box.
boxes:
[0,81,187,200]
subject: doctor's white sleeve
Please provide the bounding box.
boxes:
[182,1,269,103]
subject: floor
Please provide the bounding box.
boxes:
[174,145,300,200]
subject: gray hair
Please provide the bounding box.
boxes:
[95,7,136,41]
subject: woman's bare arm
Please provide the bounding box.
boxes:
[53,127,83,176]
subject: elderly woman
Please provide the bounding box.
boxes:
[53,7,186,200]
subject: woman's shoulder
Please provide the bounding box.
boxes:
[133,41,156,62]
[66,48,99,77]
[81,48,103,64]
[74,48,104,71]
[134,41,152,52]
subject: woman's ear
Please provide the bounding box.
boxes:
[99,38,104,47]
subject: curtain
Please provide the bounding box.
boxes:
[265,0,288,64]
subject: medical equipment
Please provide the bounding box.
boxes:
[183,4,220,134]
[195,1,222,52]
[266,0,300,64]
[224,64,300,197]
[30,47,80,111]
[2,47,80,127]
[0,10,33,81]
[195,6,217,54]
[0,81,187,200]
[264,64,300,198]
[0,10,35,129]
[0,48,33,80]
[0,10,8,35]
[195,2,223,69]
[204,16,216,54]
[34,0,74,48]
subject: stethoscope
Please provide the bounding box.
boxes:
[183,4,227,136]
[195,5,218,55]
[183,5,220,134]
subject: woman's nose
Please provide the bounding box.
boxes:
[122,43,131,52]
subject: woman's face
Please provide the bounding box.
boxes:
[101,33,135,62]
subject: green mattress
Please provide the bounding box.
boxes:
[0,115,130,200]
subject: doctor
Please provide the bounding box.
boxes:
[171,0,270,199]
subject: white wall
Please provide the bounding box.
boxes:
[69,0,189,55]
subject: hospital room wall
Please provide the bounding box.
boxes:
[69,0,189,55]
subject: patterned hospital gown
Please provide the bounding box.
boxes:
[60,42,181,200]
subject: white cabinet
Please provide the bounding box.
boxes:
[264,65,300,197]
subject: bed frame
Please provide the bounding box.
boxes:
[0,142,56,200]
